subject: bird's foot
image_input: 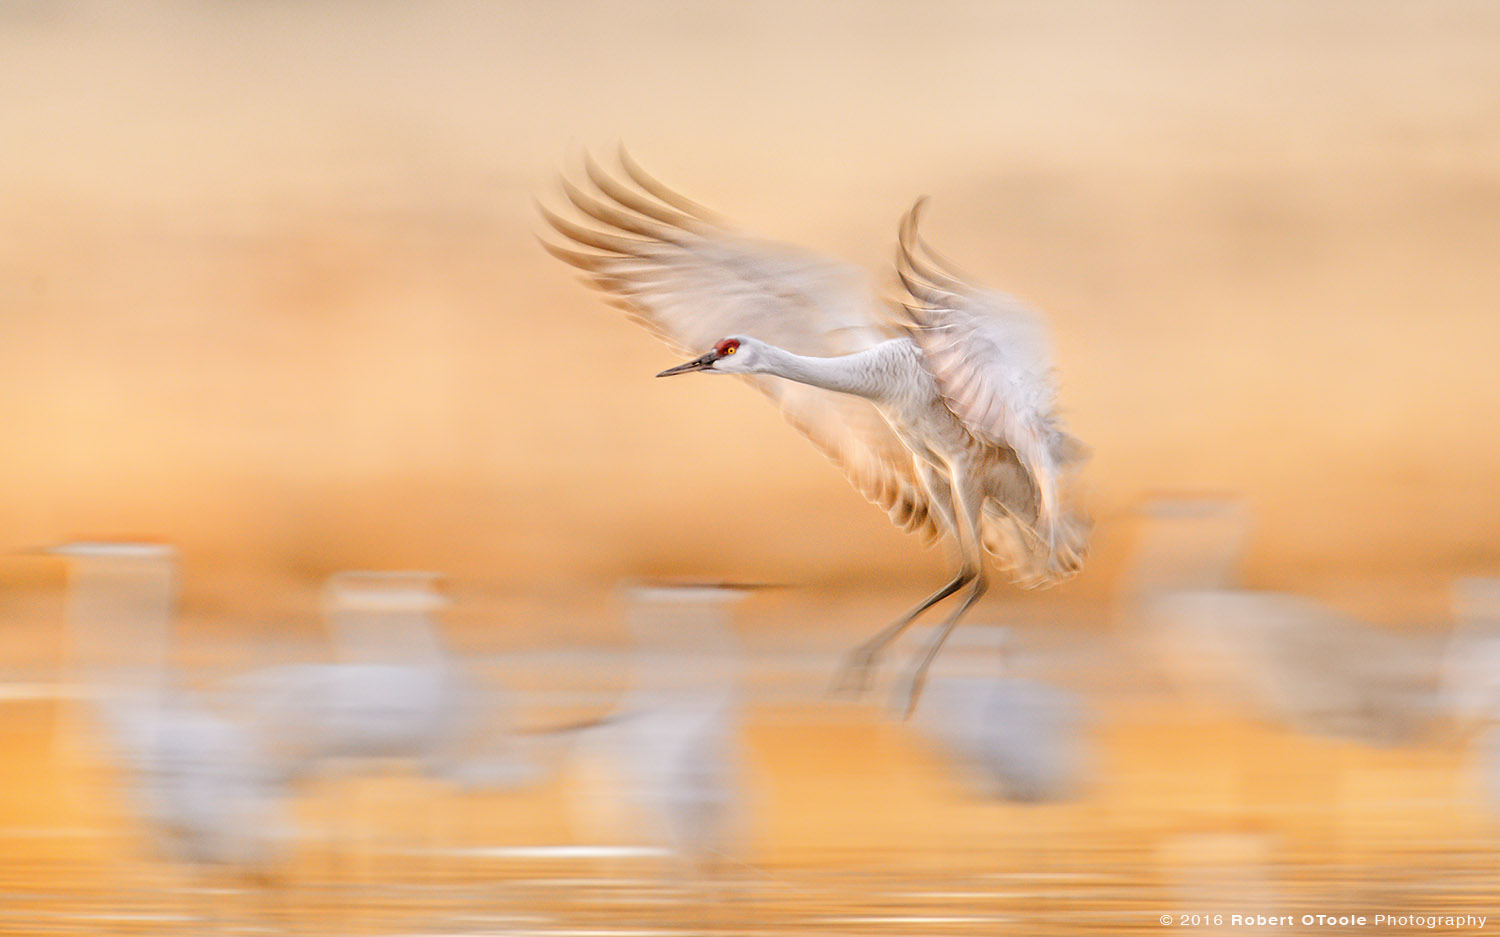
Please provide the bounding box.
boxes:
[889,665,930,722]
[828,645,882,698]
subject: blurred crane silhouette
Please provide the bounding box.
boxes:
[1442,577,1500,734]
[570,583,748,881]
[51,543,292,926]
[917,673,1086,801]
[1128,499,1442,745]
[1443,578,1500,814]
[232,572,541,790]
[912,626,1088,803]
[540,151,1089,713]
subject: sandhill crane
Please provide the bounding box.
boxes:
[1443,579,1500,815]
[565,582,748,887]
[1126,500,1441,745]
[918,674,1086,801]
[227,572,548,908]
[232,573,478,784]
[611,583,745,874]
[229,572,550,790]
[540,152,1090,713]
[50,543,292,925]
[100,683,291,872]
[1443,577,1500,733]
[910,629,1088,802]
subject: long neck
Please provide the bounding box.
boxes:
[757,342,898,401]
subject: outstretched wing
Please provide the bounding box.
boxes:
[895,200,1089,583]
[540,151,941,543]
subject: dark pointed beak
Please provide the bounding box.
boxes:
[656,351,718,377]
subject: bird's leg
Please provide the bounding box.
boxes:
[896,473,989,718]
[830,567,974,695]
[896,571,989,719]
[832,460,966,696]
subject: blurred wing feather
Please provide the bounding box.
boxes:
[896,200,1089,581]
[541,153,939,542]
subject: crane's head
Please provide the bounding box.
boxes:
[656,336,759,377]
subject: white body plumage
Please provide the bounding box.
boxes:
[540,152,1089,708]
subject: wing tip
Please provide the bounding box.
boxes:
[612,147,722,225]
[895,196,983,301]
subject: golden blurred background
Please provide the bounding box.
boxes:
[4,3,1500,934]
[4,0,1497,604]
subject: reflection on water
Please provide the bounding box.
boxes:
[2,544,1496,934]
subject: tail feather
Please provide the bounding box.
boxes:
[1051,431,1091,471]
[981,500,1089,588]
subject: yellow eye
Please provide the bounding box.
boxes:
[724,346,736,355]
